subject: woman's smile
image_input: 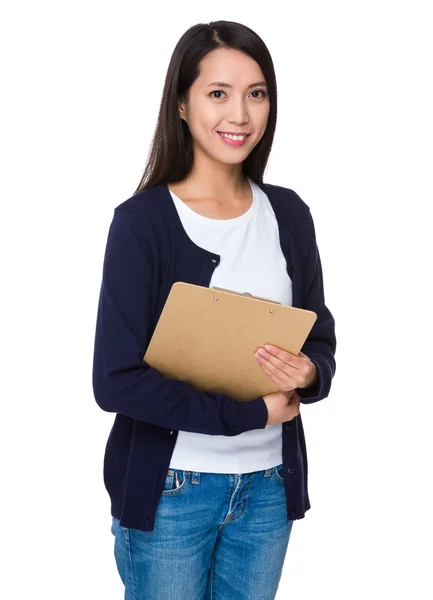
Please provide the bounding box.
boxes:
[216,131,251,146]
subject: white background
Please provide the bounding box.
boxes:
[2,1,432,598]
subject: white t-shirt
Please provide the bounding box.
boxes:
[168,177,293,474]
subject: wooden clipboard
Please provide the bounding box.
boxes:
[143,282,317,402]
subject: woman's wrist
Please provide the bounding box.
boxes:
[299,360,317,389]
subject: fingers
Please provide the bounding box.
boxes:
[255,346,312,389]
[257,357,292,390]
[255,346,294,371]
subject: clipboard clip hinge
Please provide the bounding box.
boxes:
[211,286,281,305]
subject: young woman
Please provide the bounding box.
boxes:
[92,19,336,600]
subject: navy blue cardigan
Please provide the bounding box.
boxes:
[92,181,337,531]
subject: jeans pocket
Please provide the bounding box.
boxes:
[161,469,189,496]
[273,464,285,484]
[111,517,129,545]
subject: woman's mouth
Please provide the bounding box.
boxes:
[217,131,251,146]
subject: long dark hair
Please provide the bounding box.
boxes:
[134,20,278,193]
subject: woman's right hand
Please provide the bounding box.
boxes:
[263,389,300,425]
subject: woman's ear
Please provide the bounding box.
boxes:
[178,98,187,122]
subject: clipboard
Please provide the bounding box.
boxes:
[143,282,317,402]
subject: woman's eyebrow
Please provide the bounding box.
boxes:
[206,81,267,88]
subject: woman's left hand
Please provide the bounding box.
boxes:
[254,345,317,392]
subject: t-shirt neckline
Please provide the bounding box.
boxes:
[168,177,257,225]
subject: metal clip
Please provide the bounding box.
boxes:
[210,286,281,305]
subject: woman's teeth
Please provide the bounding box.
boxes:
[219,132,248,140]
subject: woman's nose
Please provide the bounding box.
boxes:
[227,99,249,125]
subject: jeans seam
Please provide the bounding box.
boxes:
[226,476,253,523]
[124,528,136,600]
[209,546,216,600]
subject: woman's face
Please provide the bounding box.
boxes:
[179,47,271,166]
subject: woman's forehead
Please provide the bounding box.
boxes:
[196,49,266,86]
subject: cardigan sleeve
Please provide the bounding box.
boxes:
[92,207,269,436]
[297,208,337,403]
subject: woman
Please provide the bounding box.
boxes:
[92,19,337,600]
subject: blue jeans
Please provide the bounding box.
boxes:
[111,464,293,599]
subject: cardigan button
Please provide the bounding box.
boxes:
[290,510,297,518]
[287,468,295,475]
[284,424,292,432]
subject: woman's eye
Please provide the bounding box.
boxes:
[250,89,267,99]
[209,90,227,99]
